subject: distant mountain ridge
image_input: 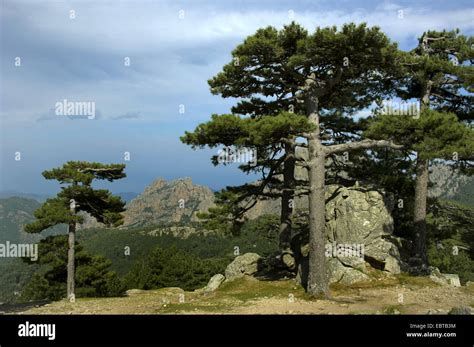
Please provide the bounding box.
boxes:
[4,168,472,234]
[0,191,50,202]
[0,191,138,203]
[0,197,42,244]
[428,164,474,207]
[0,197,65,244]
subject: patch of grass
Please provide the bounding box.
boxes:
[215,276,305,302]
[397,273,437,287]
[330,272,438,297]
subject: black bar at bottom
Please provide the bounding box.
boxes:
[0,314,472,346]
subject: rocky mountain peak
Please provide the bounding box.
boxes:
[123,177,215,227]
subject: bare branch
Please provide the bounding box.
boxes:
[425,36,447,42]
[326,139,404,155]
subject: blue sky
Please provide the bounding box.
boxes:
[1,0,473,195]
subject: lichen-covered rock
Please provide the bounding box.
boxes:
[384,257,401,274]
[443,274,461,287]
[225,253,261,281]
[429,267,461,287]
[204,274,225,292]
[324,185,400,274]
[337,256,368,274]
[328,258,370,285]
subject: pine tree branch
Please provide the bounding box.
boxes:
[424,36,448,42]
[325,139,404,155]
[441,77,463,85]
[78,168,122,173]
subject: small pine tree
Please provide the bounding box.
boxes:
[21,235,125,301]
[24,161,126,301]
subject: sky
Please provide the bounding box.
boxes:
[1,0,473,195]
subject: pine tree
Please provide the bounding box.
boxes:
[24,161,126,301]
[411,30,473,267]
[183,23,405,296]
[288,23,404,296]
[367,30,474,268]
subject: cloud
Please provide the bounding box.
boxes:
[112,112,140,120]
[36,109,58,122]
[4,2,472,51]
[3,1,473,127]
[2,1,473,125]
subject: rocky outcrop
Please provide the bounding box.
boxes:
[123,178,215,227]
[292,184,402,285]
[239,175,403,285]
[224,253,262,281]
[197,255,262,294]
[325,185,401,275]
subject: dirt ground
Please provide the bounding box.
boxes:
[230,284,474,315]
[10,274,474,315]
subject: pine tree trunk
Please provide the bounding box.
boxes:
[412,77,432,267]
[279,139,296,252]
[413,158,429,266]
[67,221,76,301]
[306,94,329,297]
[67,197,76,301]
